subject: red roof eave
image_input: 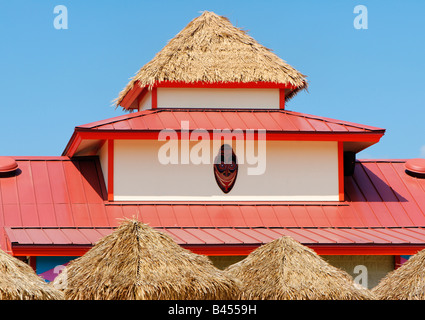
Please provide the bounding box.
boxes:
[63,129,384,157]
[189,244,425,256]
[9,243,425,257]
[10,245,92,257]
[6,226,425,257]
[62,108,385,157]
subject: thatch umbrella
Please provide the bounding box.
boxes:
[372,249,425,299]
[53,220,241,300]
[115,11,307,107]
[225,236,375,300]
[0,249,63,300]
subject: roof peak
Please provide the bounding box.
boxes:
[196,10,230,21]
[115,11,307,108]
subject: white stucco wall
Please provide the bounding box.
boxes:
[322,255,395,289]
[110,139,339,201]
[139,88,280,110]
[139,90,152,110]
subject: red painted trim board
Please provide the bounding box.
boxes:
[107,140,114,201]
[338,141,344,201]
[10,244,425,257]
[151,87,157,109]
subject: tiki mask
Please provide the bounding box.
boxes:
[213,144,238,193]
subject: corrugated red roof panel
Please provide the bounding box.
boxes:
[189,205,214,227]
[43,228,71,244]
[203,228,243,245]
[75,109,385,133]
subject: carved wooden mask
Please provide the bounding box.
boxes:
[213,144,238,194]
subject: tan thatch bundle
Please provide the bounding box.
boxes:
[372,249,425,299]
[116,11,307,106]
[53,220,241,300]
[225,236,375,300]
[0,249,63,300]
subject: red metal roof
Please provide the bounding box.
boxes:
[76,109,384,133]
[1,157,425,255]
[8,226,425,247]
[6,226,425,256]
[63,109,385,157]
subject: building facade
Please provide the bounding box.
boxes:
[1,11,424,289]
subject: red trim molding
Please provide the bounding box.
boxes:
[11,246,92,257]
[151,87,158,109]
[11,244,425,257]
[188,244,425,256]
[65,133,82,158]
[64,130,383,158]
[74,131,383,142]
[154,81,297,89]
[120,82,145,110]
[310,245,425,256]
[338,141,344,201]
[107,139,114,201]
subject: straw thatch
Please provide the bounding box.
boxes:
[116,11,307,107]
[53,220,241,300]
[372,249,425,299]
[225,236,375,300]
[0,249,63,300]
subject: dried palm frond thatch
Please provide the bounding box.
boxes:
[115,11,307,107]
[0,249,63,300]
[372,249,425,300]
[53,220,241,300]
[225,236,375,300]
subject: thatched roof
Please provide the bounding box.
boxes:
[116,11,307,107]
[53,220,241,300]
[0,249,63,300]
[225,236,375,300]
[372,249,425,299]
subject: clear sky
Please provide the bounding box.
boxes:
[0,0,424,159]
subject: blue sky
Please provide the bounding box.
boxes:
[0,0,424,159]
